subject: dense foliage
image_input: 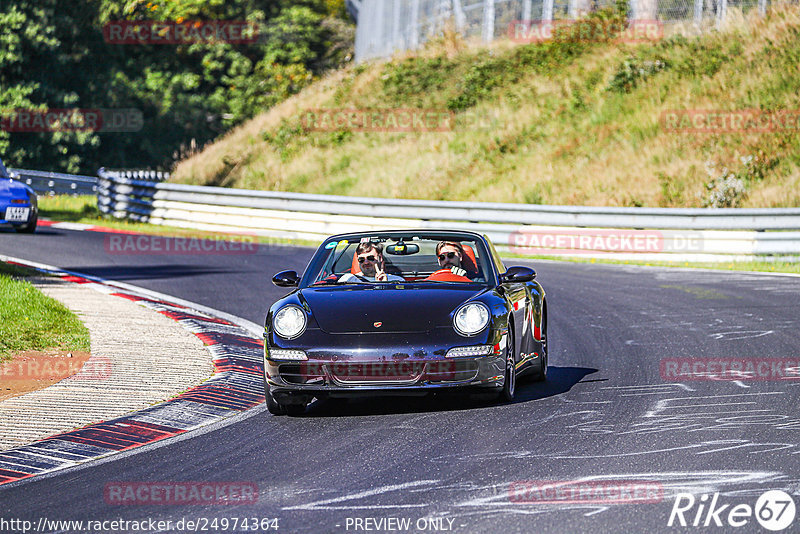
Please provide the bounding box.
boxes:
[0,0,353,174]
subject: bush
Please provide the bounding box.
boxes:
[607,57,667,93]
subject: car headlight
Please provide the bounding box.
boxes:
[273,306,307,339]
[453,303,490,336]
[268,349,308,361]
[446,345,494,358]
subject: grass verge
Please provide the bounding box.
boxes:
[0,262,90,362]
[38,195,103,223]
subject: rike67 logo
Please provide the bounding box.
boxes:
[669,490,796,531]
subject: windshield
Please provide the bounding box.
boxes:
[305,234,491,287]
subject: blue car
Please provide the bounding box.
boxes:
[0,159,38,233]
[264,230,548,415]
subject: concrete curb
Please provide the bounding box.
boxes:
[0,276,213,450]
[0,258,265,487]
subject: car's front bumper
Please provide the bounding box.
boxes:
[265,329,507,398]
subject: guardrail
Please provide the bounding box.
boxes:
[9,168,169,196]
[9,168,99,195]
[97,168,800,262]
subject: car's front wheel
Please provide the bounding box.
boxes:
[264,384,306,416]
[532,308,548,382]
[265,384,286,415]
[499,327,516,402]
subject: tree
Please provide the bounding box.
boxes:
[0,0,354,174]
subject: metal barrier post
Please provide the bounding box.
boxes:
[483,0,495,42]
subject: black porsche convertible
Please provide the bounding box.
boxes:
[263,230,548,415]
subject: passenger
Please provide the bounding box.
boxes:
[339,242,404,282]
[436,241,468,277]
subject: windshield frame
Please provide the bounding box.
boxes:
[298,231,497,289]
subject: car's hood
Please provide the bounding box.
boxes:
[300,285,486,334]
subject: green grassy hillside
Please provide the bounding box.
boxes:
[172,4,800,208]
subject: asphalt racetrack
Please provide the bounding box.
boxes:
[2,225,800,533]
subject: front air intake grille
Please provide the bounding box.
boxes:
[278,364,324,385]
[278,360,480,385]
[425,360,479,382]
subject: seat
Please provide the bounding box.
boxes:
[350,252,362,276]
[461,244,479,276]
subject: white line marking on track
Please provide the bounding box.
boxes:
[283,480,439,511]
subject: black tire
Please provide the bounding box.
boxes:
[533,308,548,382]
[284,404,306,416]
[15,213,37,234]
[265,383,287,415]
[264,383,308,416]
[499,326,516,402]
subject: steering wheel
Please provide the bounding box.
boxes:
[424,269,471,282]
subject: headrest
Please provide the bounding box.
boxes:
[461,244,478,275]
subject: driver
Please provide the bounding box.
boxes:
[436,241,468,277]
[339,242,404,283]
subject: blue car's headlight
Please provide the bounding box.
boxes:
[273,305,307,339]
[453,303,490,336]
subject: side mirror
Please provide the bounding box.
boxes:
[500,266,536,283]
[272,270,300,287]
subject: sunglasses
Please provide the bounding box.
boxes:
[438,252,458,261]
[358,255,378,263]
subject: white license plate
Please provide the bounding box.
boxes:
[5,207,30,222]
